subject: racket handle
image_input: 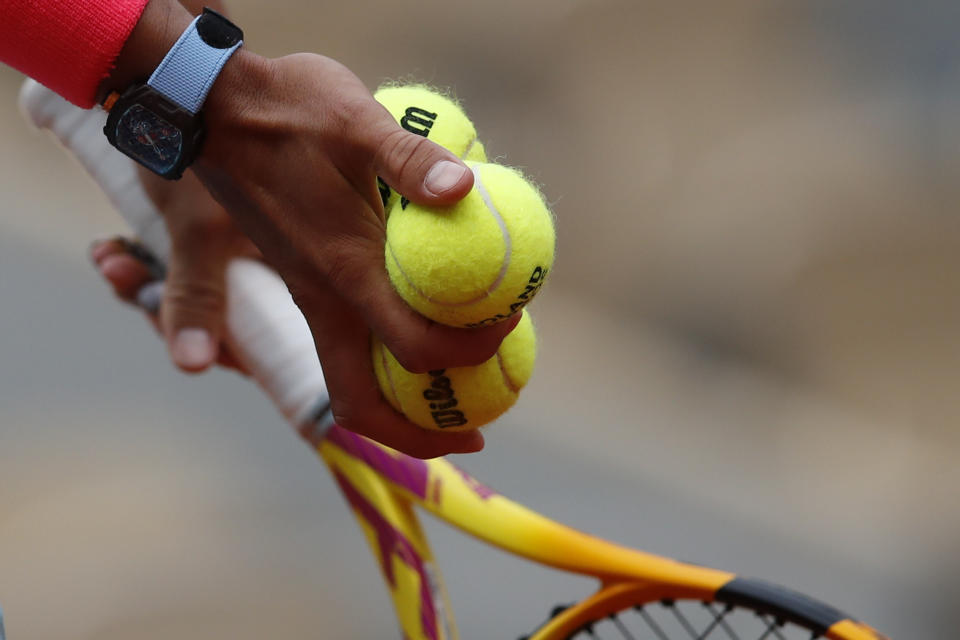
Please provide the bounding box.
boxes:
[19,79,330,431]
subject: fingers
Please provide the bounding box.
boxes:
[138,167,261,373]
[356,273,522,373]
[160,228,230,374]
[92,236,479,458]
[327,365,485,458]
[90,236,249,375]
[91,238,159,302]
[91,233,221,373]
[322,94,521,369]
[296,235,521,373]
[305,286,485,458]
[90,237,163,339]
[363,105,475,207]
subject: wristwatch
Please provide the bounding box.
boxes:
[103,8,243,180]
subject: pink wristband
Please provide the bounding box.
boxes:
[0,0,150,108]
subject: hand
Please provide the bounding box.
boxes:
[93,159,508,457]
[91,168,257,374]
[102,1,520,457]
[196,53,523,456]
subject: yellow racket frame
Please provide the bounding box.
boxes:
[311,425,886,640]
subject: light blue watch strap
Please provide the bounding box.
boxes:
[147,14,243,115]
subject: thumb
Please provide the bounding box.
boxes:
[161,239,228,373]
[372,123,475,206]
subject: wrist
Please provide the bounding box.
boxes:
[98,0,193,105]
[102,5,254,179]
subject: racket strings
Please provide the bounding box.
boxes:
[533,599,824,640]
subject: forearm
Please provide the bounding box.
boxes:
[102,0,271,153]
[95,0,192,104]
[95,0,229,104]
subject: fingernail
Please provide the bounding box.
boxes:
[136,281,165,314]
[98,253,128,280]
[455,432,485,454]
[171,328,216,370]
[504,312,523,332]
[89,238,115,265]
[424,161,468,196]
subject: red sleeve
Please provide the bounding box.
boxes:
[0,0,150,108]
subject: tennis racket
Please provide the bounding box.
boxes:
[20,79,889,640]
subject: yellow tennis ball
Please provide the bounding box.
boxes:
[385,161,555,328]
[375,84,487,210]
[372,312,536,431]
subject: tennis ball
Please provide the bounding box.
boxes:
[385,161,555,328]
[372,311,536,431]
[375,84,487,210]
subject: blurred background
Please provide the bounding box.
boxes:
[1,0,958,638]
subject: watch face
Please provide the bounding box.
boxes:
[114,104,183,175]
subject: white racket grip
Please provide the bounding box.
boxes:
[19,79,330,430]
